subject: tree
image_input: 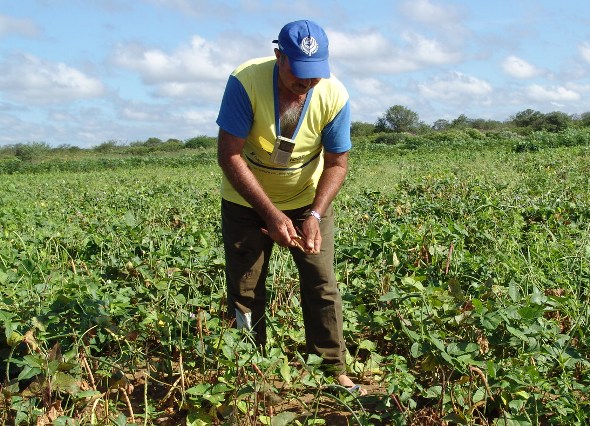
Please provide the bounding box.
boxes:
[471,118,503,131]
[432,119,450,131]
[580,112,590,127]
[144,137,163,146]
[542,111,571,132]
[375,105,420,133]
[450,114,473,129]
[509,109,544,129]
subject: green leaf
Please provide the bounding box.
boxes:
[280,357,292,383]
[402,276,424,291]
[428,335,446,353]
[153,280,169,290]
[75,390,102,399]
[305,354,324,366]
[17,365,42,381]
[379,291,398,302]
[174,293,186,304]
[52,417,77,426]
[186,409,214,426]
[123,211,136,227]
[410,342,427,358]
[518,305,543,320]
[7,331,23,346]
[270,411,298,426]
[506,326,528,342]
[186,383,210,396]
[508,280,520,302]
[51,372,81,394]
[358,339,377,351]
[495,414,533,425]
[425,385,442,398]
[113,413,129,426]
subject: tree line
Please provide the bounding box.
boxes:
[352,105,590,137]
[2,106,589,161]
[0,135,218,161]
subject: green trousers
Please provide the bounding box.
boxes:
[221,199,346,375]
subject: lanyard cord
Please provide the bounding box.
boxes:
[273,64,313,140]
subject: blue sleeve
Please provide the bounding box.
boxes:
[216,75,253,138]
[321,100,352,153]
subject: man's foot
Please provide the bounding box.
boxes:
[337,374,368,396]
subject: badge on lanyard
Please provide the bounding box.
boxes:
[269,136,295,166]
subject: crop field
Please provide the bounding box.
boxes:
[1,132,589,425]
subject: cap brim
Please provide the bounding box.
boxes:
[288,57,330,79]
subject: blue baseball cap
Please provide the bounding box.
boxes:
[272,20,330,79]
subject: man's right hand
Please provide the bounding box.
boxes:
[261,212,297,247]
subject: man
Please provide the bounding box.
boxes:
[216,19,364,393]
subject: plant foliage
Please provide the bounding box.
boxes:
[1,135,589,425]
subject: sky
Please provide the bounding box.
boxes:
[1,0,590,148]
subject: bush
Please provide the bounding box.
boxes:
[185,135,216,149]
[14,142,51,161]
[374,132,407,145]
[513,140,539,153]
[159,139,184,152]
[351,121,375,137]
[94,140,123,153]
[0,158,23,174]
[423,130,467,144]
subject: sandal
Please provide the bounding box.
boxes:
[346,384,368,396]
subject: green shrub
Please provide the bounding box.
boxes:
[374,132,406,145]
[185,135,217,149]
[93,140,123,153]
[14,142,51,161]
[0,158,23,174]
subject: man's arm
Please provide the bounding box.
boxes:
[217,128,299,247]
[300,150,349,253]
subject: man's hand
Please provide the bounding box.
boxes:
[260,215,320,255]
[297,216,321,254]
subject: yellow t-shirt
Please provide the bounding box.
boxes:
[216,56,351,210]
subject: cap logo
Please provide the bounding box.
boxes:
[300,36,319,56]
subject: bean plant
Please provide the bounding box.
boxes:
[1,134,589,425]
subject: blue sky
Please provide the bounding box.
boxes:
[1,0,590,147]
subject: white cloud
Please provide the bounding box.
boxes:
[566,82,590,94]
[402,32,461,65]
[502,55,541,79]
[0,15,39,38]
[526,84,580,102]
[154,81,223,101]
[579,42,590,64]
[399,0,461,24]
[140,0,224,17]
[0,53,105,104]
[112,35,237,95]
[122,107,157,121]
[181,109,218,126]
[330,29,460,75]
[350,78,387,97]
[418,72,493,101]
[329,30,390,59]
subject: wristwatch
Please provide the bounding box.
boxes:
[308,210,322,223]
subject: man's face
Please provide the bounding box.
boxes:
[275,49,321,96]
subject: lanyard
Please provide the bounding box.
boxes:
[273,64,313,139]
